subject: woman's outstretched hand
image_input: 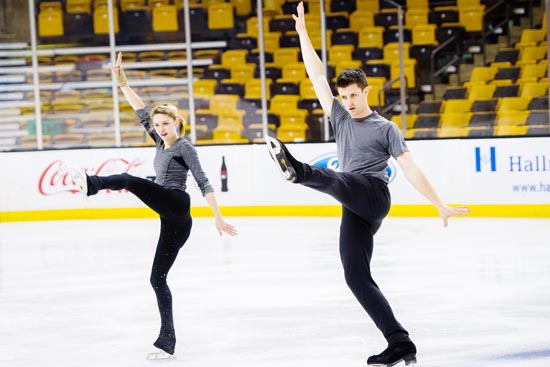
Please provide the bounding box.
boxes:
[215,216,238,237]
[109,52,128,87]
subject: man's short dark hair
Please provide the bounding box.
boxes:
[335,68,369,90]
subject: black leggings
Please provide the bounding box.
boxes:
[88,173,192,354]
[301,164,411,344]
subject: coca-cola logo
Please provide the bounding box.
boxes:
[39,158,146,195]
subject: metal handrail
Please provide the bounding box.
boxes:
[379,76,408,115]
[482,0,511,64]
[430,35,461,95]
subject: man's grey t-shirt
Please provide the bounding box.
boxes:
[136,108,214,196]
[330,97,409,183]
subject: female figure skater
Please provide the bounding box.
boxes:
[68,52,237,360]
[265,2,470,366]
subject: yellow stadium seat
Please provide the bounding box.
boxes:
[359,26,384,48]
[88,102,114,113]
[279,109,308,126]
[367,77,386,107]
[213,125,248,144]
[93,6,119,34]
[440,112,471,128]
[120,0,147,11]
[357,0,379,12]
[277,124,307,142]
[350,11,374,32]
[217,110,245,129]
[208,3,234,30]
[54,90,82,103]
[233,0,252,17]
[406,0,428,9]
[193,79,217,97]
[230,63,256,82]
[20,135,52,148]
[121,131,147,146]
[457,0,480,6]
[246,17,270,37]
[51,103,85,114]
[518,63,547,84]
[273,48,301,67]
[496,110,529,126]
[515,29,546,49]
[39,9,64,37]
[282,62,306,82]
[53,133,86,146]
[299,78,316,100]
[496,97,530,112]
[329,45,355,64]
[245,78,272,100]
[495,125,529,136]
[81,88,111,99]
[263,0,283,15]
[390,58,416,88]
[309,30,332,49]
[80,116,111,128]
[464,66,497,86]
[269,95,300,115]
[139,51,164,61]
[166,50,187,60]
[148,0,170,8]
[438,126,470,138]
[459,5,485,32]
[149,69,177,79]
[222,49,248,67]
[443,99,473,113]
[87,133,116,147]
[412,24,437,46]
[406,8,429,28]
[263,32,281,53]
[467,84,496,100]
[391,114,417,130]
[66,1,90,13]
[516,45,547,66]
[335,60,363,77]
[384,42,410,63]
[210,94,240,114]
[152,5,178,32]
[520,81,548,99]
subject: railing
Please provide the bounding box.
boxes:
[482,0,511,64]
[430,35,461,96]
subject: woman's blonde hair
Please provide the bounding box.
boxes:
[150,103,186,135]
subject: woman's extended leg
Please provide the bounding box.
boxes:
[149,215,192,356]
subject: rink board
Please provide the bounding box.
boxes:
[1,137,549,221]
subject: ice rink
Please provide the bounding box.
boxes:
[0,216,549,367]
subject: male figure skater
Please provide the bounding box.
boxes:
[265,2,470,366]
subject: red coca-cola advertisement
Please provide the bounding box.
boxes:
[38,157,148,196]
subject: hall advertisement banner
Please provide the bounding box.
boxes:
[0,137,548,217]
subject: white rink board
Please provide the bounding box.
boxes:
[0,137,549,213]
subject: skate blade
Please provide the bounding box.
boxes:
[145,351,176,361]
[264,135,296,182]
[65,165,89,200]
[367,355,417,367]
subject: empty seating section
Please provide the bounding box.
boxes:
[5,0,548,151]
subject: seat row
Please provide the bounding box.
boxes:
[392,109,550,139]
[38,1,237,40]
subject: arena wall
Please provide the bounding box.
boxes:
[1,137,549,221]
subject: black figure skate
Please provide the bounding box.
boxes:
[265,136,297,183]
[367,341,417,367]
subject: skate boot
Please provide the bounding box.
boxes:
[67,165,88,196]
[367,341,417,367]
[145,346,175,361]
[265,136,298,183]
